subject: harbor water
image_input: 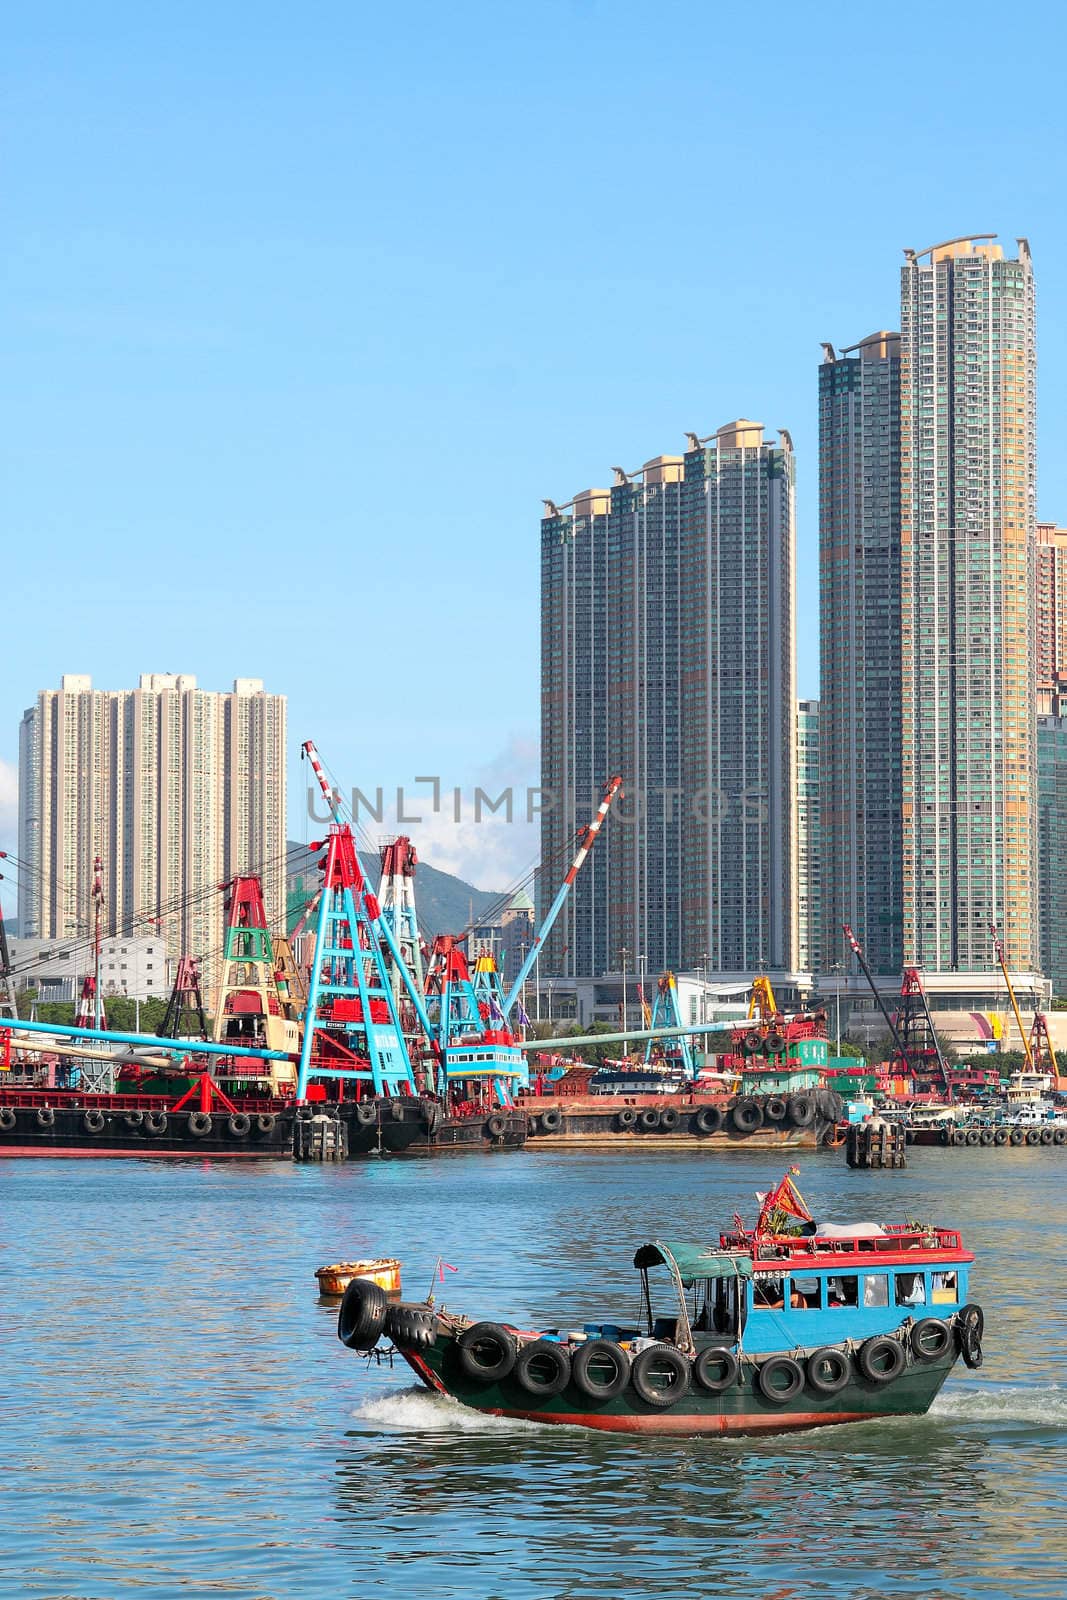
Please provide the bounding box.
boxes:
[2,1146,1065,1599]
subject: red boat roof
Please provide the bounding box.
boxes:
[721,1223,973,1269]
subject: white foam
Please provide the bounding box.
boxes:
[353,1387,552,1434]
[930,1385,1067,1426]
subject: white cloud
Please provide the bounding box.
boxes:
[340,733,543,892]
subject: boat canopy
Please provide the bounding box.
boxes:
[633,1241,753,1286]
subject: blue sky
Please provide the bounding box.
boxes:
[4,0,1067,902]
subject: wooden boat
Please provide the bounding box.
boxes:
[337,1178,983,1436]
[315,1257,401,1298]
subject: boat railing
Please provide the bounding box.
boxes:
[722,1225,964,1259]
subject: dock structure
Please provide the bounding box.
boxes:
[846,1118,907,1169]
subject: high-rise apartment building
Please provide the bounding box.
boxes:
[900,236,1037,972]
[541,421,797,979]
[1036,521,1067,714]
[1037,715,1067,995]
[796,699,820,973]
[18,675,287,996]
[818,332,903,976]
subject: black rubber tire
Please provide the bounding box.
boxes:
[145,1111,167,1135]
[658,1107,679,1131]
[36,1107,55,1129]
[337,1277,388,1350]
[693,1346,738,1393]
[255,1113,276,1134]
[571,1339,631,1400]
[788,1095,815,1128]
[980,1130,995,1146]
[0,1107,16,1130]
[905,1129,915,1145]
[965,1128,981,1146]
[994,1128,1008,1145]
[940,1128,952,1147]
[629,1345,692,1409]
[1040,1128,1054,1146]
[422,1102,443,1135]
[742,1031,763,1056]
[806,1346,850,1395]
[1054,1129,1067,1146]
[616,1107,638,1130]
[485,1114,507,1139]
[355,1102,379,1127]
[514,1339,572,1397]
[385,1302,438,1350]
[953,1129,968,1146]
[188,1111,212,1137]
[764,1096,787,1124]
[731,1097,762,1134]
[694,1105,723,1135]
[84,1109,106,1134]
[124,1110,144,1129]
[911,1317,952,1361]
[540,1107,562,1133]
[457,1322,516,1382]
[639,1109,661,1131]
[957,1303,984,1370]
[764,1031,787,1055]
[228,1113,251,1138]
[1010,1128,1025,1146]
[1026,1129,1042,1147]
[857,1336,906,1384]
[757,1355,805,1403]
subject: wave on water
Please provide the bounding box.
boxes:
[930,1384,1067,1426]
[353,1387,552,1435]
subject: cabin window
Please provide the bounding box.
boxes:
[753,1276,786,1309]
[895,1271,926,1307]
[693,1277,745,1339]
[826,1275,859,1308]
[931,1271,958,1305]
[790,1276,821,1309]
[863,1274,889,1308]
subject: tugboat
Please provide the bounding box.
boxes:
[338,1172,984,1435]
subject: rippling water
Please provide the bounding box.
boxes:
[2,1146,1065,1599]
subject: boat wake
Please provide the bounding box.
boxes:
[353,1387,551,1434]
[930,1384,1067,1427]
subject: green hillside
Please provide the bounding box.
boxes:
[286,841,504,939]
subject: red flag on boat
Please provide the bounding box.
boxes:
[756,1171,813,1237]
[438,1261,458,1282]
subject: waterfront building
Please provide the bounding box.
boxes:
[17,675,287,998]
[1036,522,1067,715]
[899,235,1038,975]
[541,422,797,979]
[8,934,167,1005]
[796,699,821,973]
[1037,715,1067,996]
[818,331,903,977]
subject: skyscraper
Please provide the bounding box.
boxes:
[900,236,1037,972]
[818,331,903,976]
[1035,521,1067,714]
[796,699,821,974]
[1037,714,1067,995]
[541,422,797,979]
[18,674,287,995]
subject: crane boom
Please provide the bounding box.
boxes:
[990,923,1034,1069]
[842,924,913,1072]
[502,775,624,1017]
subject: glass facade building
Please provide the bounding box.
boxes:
[540,423,797,978]
[1037,715,1067,995]
[818,332,903,976]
